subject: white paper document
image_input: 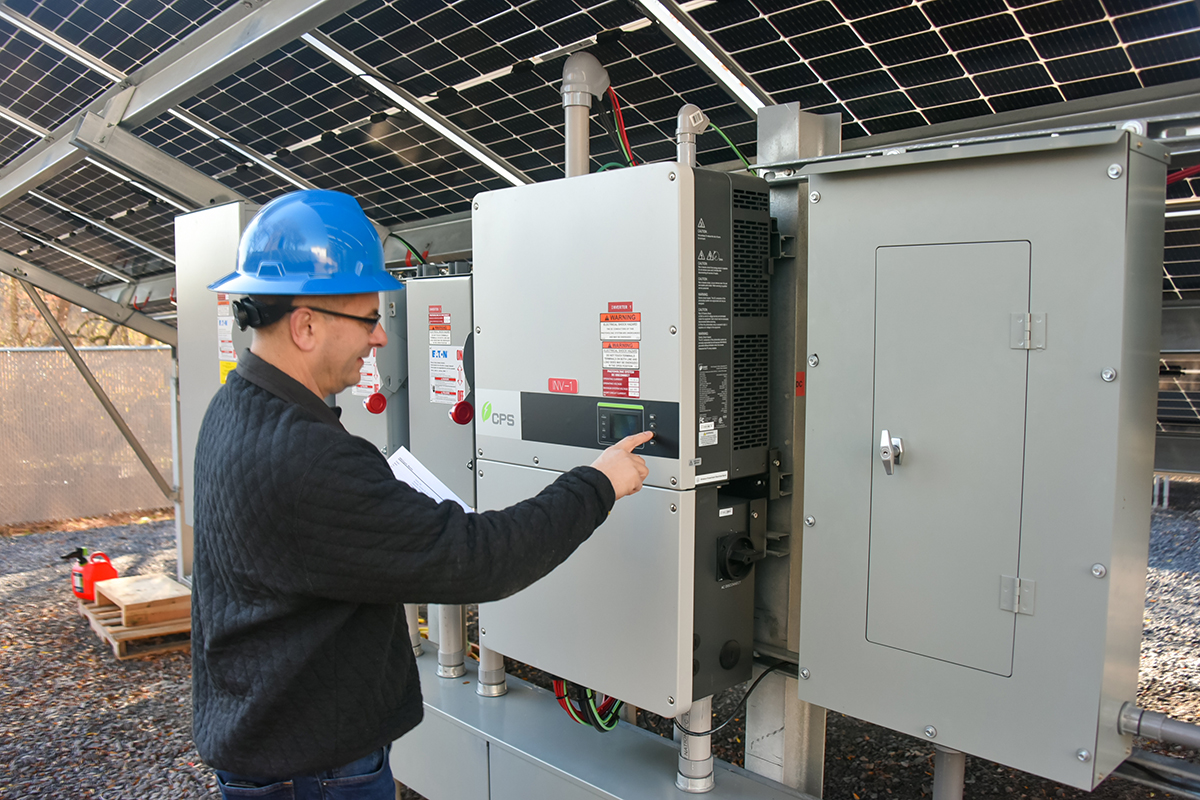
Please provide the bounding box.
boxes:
[387,446,473,513]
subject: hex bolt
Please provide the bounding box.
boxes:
[1077,749,1092,763]
[1092,564,1108,578]
[924,726,937,739]
[799,668,811,679]
[1107,164,1123,179]
[752,511,759,519]
[808,354,819,368]
[1102,368,1118,382]
[809,190,821,204]
[773,458,781,467]
[804,515,816,527]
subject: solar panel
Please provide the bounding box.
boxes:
[1159,355,1200,432]
[0,19,109,133]
[2,0,236,75]
[0,116,39,166]
[684,0,1200,139]
[1164,212,1200,302]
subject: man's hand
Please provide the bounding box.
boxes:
[590,431,653,500]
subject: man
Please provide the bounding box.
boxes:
[191,190,651,799]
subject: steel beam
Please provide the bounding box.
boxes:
[73,113,248,209]
[21,279,176,502]
[0,250,177,345]
[94,272,176,309]
[1155,432,1200,474]
[385,211,473,264]
[0,0,358,209]
[840,79,1200,153]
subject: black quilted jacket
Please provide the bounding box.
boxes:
[191,351,615,777]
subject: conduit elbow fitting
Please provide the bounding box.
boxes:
[676,104,709,145]
[561,52,610,108]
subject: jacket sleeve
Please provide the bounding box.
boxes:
[279,434,617,605]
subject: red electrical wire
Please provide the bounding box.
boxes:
[1168,164,1200,185]
[607,87,637,166]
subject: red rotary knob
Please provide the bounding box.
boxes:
[449,401,474,425]
[364,393,387,414]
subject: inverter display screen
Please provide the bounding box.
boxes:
[611,411,640,440]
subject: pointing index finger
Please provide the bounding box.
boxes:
[617,430,654,451]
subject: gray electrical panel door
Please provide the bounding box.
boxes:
[867,242,1029,676]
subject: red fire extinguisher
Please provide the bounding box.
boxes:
[60,548,119,602]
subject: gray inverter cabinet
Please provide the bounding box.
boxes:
[798,130,1166,790]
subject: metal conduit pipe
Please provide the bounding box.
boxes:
[404,603,422,657]
[476,644,507,697]
[932,747,966,800]
[560,52,609,178]
[436,604,466,678]
[1120,703,1200,750]
[676,103,709,168]
[675,695,715,793]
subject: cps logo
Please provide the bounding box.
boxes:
[481,401,515,427]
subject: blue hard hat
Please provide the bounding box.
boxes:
[208,190,403,295]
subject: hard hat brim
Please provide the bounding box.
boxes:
[207,269,404,295]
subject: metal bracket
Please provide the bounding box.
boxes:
[765,529,790,557]
[768,448,792,500]
[97,85,138,145]
[999,575,1037,615]
[769,217,795,260]
[1009,313,1047,350]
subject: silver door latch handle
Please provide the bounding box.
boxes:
[880,430,903,475]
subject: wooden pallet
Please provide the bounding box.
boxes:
[78,574,192,660]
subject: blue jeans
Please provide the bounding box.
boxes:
[214,745,393,800]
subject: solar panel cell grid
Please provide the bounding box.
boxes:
[0,118,39,168]
[36,161,179,253]
[0,22,109,131]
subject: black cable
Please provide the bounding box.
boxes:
[594,94,628,166]
[673,661,787,737]
[387,232,427,264]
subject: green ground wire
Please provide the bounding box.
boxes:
[387,232,427,264]
[709,122,753,171]
[597,162,627,172]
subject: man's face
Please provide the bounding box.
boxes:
[308,292,388,396]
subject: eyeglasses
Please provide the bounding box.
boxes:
[293,305,382,331]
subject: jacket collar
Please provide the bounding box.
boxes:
[234,350,344,429]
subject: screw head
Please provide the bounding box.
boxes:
[924,726,937,739]
[670,326,678,334]
[1077,749,1092,763]
[671,477,678,486]
[466,461,473,469]
[1107,164,1123,179]
[533,456,539,464]
[668,172,676,181]
[481,628,486,635]
[475,326,482,334]
[1092,563,1108,578]
[1102,368,1118,382]
[799,667,810,679]
[668,696,675,705]
[478,448,484,456]
[670,504,677,513]
[478,469,484,477]
[808,354,819,368]
[473,201,480,210]
[809,190,821,203]
[804,515,816,527]
[752,510,759,519]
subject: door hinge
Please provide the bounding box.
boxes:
[1009,313,1046,350]
[999,575,1036,615]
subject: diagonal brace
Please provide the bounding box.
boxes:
[20,280,177,503]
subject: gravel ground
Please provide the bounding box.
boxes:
[2,501,1197,800]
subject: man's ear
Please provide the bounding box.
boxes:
[289,306,319,352]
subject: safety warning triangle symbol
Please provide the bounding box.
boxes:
[697,218,706,230]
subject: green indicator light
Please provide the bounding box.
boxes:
[598,402,644,411]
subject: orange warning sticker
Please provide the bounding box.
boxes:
[602,341,640,370]
[600,312,641,341]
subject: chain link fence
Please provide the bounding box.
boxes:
[0,346,173,526]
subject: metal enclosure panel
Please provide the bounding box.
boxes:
[490,748,609,800]
[406,275,476,506]
[389,709,490,800]
[798,131,1165,789]
[472,163,696,490]
[175,201,255,529]
[336,288,410,458]
[867,242,1030,676]
[477,460,695,718]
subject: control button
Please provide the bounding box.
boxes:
[364,393,387,414]
[719,640,741,670]
[449,401,474,425]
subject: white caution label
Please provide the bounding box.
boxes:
[695,470,728,485]
[429,347,460,405]
[352,348,381,397]
[699,430,718,447]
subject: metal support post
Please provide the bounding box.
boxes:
[932,747,966,800]
[476,644,507,697]
[405,604,423,657]
[436,604,466,678]
[676,695,715,793]
[21,279,176,503]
